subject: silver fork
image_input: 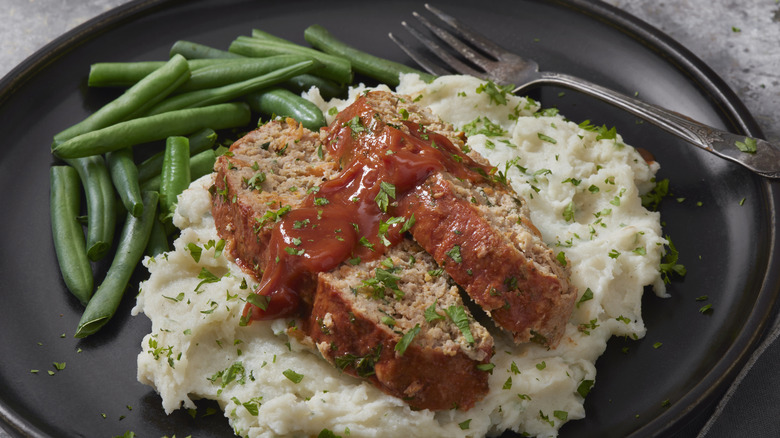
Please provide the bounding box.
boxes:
[389,4,780,179]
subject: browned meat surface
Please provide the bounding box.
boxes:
[297,239,493,411]
[325,91,576,347]
[209,89,576,410]
[211,118,338,280]
[211,117,493,411]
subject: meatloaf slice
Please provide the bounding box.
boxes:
[325,91,576,347]
[211,118,338,280]
[298,238,493,411]
[212,117,493,411]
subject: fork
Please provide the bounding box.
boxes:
[389,4,780,179]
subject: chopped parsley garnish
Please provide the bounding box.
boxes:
[562,202,575,222]
[735,137,758,153]
[462,116,508,137]
[194,267,221,292]
[334,345,382,377]
[424,301,445,322]
[284,247,305,256]
[660,236,686,283]
[537,133,557,144]
[641,178,670,211]
[446,245,463,263]
[395,324,420,356]
[476,80,514,105]
[577,379,594,397]
[596,125,618,142]
[458,419,472,430]
[245,171,266,191]
[554,410,568,422]
[476,363,495,373]
[359,236,375,251]
[246,293,269,310]
[374,181,396,212]
[255,205,291,229]
[282,369,304,384]
[444,305,474,344]
[616,315,631,324]
[345,116,366,136]
[208,361,247,388]
[576,288,594,308]
[578,119,598,132]
[400,214,416,233]
[556,251,567,267]
[188,243,202,262]
[503,377,513,390]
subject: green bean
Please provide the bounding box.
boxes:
[54,55,190,146]
[52,102,251,159]
[137,127,217,183]
[106,148,143,217]
[283,73,346,99]
[170,40,243,60]
[145,216,170,257]
[50,166,93,306]
[66,156,116,261]
[88,58,249,88]
[88,62,167,88]
[172,40,346,98]
[159,136,191,222]
[246,88,326,131]
[229,36,352,84]
[145,60,316,116]
[74,191,159,338]
[177,55,313,93]
[304,24,435,87]
[249,29,297,44]
[140,149,217,193]
[189,149,218,180]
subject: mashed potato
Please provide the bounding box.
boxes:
[133,74,667,438]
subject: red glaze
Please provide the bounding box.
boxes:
[243,92,494,321]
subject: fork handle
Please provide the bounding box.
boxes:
[528,71,780,178]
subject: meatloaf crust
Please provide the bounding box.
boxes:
[298,239,493,411]
[326,91,576,347]
[211,118,338,280]
[211,117,494,410]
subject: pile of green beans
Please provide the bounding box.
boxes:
[50,24,432,337]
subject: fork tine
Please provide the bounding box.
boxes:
[412,11,496,73]
[423,3,509,60]
[398,19,488,79]
[388,32,451,77]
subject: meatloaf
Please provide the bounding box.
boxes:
[211,118,338,280]
[324,91,577,347]
[297,238,493,411]
[211,117,494,410]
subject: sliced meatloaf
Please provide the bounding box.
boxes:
[325,91,576,347]
[211,118,338,280]
[296,238,493,411]
[211,117,494,410]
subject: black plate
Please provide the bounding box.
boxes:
[1,0,778,437]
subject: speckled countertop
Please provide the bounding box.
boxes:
[1,1,778,437]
